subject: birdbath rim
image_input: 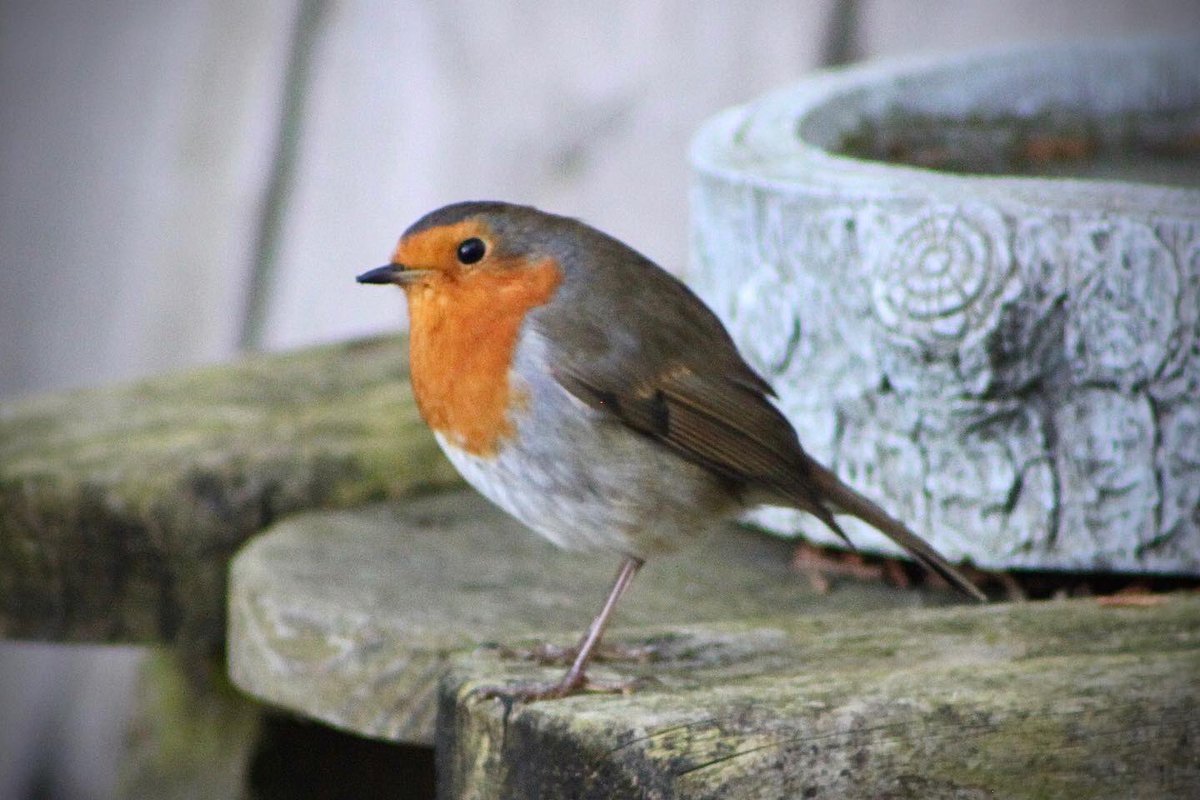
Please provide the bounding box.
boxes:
[691,37,1200,218]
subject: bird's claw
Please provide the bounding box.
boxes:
[483,640,660,667]
[471,673,654,703]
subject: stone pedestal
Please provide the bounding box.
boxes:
[690,38,1200,574]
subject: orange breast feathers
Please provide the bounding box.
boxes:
[405,258,563,456]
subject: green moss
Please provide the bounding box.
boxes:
[117,649,262,800]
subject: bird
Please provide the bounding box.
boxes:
[357,201,985,700]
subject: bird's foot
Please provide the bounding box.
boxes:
[473,672,651,703]
[486,640,659,667]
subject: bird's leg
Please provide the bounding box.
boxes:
[496,556,658,666]
[477,555,645,702]
[555,555,643,693]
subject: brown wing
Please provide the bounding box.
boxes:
[553,362,853,547]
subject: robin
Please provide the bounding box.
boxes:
[357,201,985,700]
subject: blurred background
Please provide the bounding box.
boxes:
[2,1,1198,797]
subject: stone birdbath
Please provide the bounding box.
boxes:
[690,37,1200,575]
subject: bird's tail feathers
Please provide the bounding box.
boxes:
[802,460,987,602]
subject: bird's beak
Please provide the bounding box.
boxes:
[356,264,432,286]
[356,264,401,284]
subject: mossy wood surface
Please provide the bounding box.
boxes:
[228,491,956,745]
[440,593,1200,799]
[0,336,459,649]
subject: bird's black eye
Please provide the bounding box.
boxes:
[456,237,486,264]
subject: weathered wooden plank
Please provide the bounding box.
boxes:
[0,335,459,649]
[438,594,1200,799]
[227,490,957,745]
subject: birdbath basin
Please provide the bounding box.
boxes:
[689,38,1200,574]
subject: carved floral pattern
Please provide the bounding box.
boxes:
[868,203,1016,354]
[694,191,1200,572]
[1066,221,1179,389]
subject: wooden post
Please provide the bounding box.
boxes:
[439,594,1200,798]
